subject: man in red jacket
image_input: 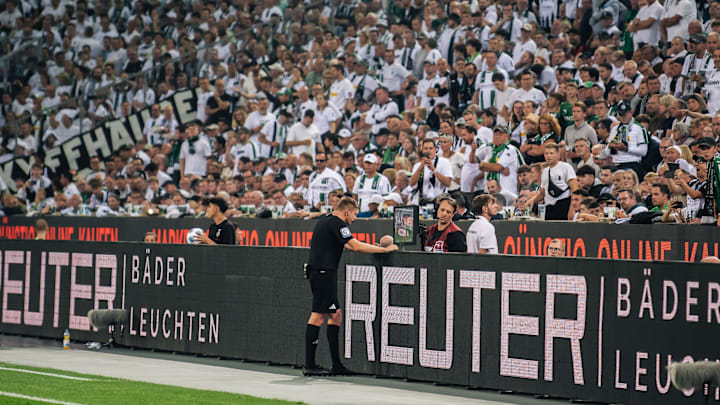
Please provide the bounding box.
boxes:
[422,195,467,252]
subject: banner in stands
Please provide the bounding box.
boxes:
[3,216,720,262]
[0,240,718,404]
[0,88,200,192]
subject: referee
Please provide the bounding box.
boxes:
[304,197,397,376]
[194,197,235,245]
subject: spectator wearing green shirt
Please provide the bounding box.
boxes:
[649,183,670,212]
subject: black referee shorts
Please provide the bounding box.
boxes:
[308,269,340,314]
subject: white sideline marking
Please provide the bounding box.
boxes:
[0,390,86,405]
[0,366,95,381]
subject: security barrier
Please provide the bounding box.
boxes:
[0,240,717,404]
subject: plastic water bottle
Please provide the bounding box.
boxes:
[537,204,546,221]
[63,329,70,350]
[85,342,102,350]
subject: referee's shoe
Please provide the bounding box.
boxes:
[302,366,331,377]
[329,365,356,376]
[302,364,357,376]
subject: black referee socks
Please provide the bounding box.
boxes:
[305,324,320,368]
[327,324,342,369]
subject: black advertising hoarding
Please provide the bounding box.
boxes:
[3,216,720,262]
[1,240,719,404]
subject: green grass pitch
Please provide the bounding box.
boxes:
[0,362,305,405]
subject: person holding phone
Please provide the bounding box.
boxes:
[658,144,696,179]
[608,101,648,178]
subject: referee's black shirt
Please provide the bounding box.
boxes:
[209,219,236,244]
[308,215,353,272]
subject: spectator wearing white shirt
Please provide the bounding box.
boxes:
[95,193,126,217]
[258,110,292,158]
[328,63,355,111]
[131,75,156,111]
[245,96,275,146]
[506,71,546,110]
[55,112,80,144]
[399,30,422,72]
[312,93,342,136]
[143,104,162,144]
[486,36,516,77]
[380,49,411,98]
[479,125,523,195]
[0,0,21,31]
[467,194,499,254]
[512,25,537,66]
[12,92,33,118]
[416,60,448,110]
[704,49,720,114]
[437,13,464,64]
[179,121,212,177]
[350,60,379,102]
[195,77,214,123]
[59,172,80,199]
[228,127,259,174]
[153,105,179,143]
[41,85,61,111]
[608,100,649,177]
[628,0,663,50]
[353,153,392,211]
[409,138,453,204]
[474,50,510,110]
[365,87,399,135]
[682,34,714,93]
[286,109,318,159]
[306,152,347,208]
[15,122,36,156]
[659,0,695,44]
[529,142,579,220]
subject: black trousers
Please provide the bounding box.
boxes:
[546,197,571,220]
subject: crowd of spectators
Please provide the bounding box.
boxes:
[0,0,719,225]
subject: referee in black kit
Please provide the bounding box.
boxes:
[304,197,397,376]
[194,197,235,245]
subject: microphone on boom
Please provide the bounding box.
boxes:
[87,309,129,347]
[668,361,720,393]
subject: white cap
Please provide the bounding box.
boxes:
[676,158,697,176]
[338,128,352,138]
[363,154,378,164]
[596,147,612,160]
[668,145,682,155]
[368,195,384,206]
[383,192,404,205]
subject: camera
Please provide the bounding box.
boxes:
[664,162,679,178]
[419,152,430,159]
